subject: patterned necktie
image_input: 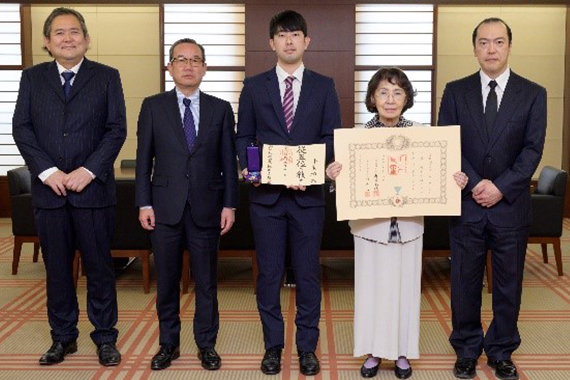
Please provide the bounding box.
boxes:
[62,71,75,100]
[388,217,402,243]
[485,80,498,138]
[282,76,295,132]
[182,98,197,153]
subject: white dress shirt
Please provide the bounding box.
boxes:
[480,67,510,112]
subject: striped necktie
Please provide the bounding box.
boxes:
[283,76,294,132]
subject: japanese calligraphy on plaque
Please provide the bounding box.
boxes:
[334,126,461,221]
[261,144,325,186]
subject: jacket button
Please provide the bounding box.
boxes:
[487,157,492,163]
[63,133,68,137]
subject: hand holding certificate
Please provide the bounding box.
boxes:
[261,144,326,186]
[334,126,461,220]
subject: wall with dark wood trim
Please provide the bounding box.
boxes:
[245,4,355,128]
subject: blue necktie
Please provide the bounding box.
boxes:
[182,98,197,152]
[62,71,75,100]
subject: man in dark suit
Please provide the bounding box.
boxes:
[236,10,341,376]
[12,7,126,366]
[438,18,547,380]
[136,38,238,371]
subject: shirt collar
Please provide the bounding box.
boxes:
[56,58,84,76]
[276,63,305,84]
[480,67,510,91]
[175,87,200,104]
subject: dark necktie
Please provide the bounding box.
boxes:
[283,76,294,132]
[485,80,498,138]
[182,98,197,152]
[62,71,75,100]
[388,217,402,243]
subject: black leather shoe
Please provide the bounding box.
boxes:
[261,347,282,375]
[453,358,477,379]
[395,363,412,379]
[198,347,221,370]
[97,342,121,366]
[151,345,180,370]
[299,351,320,376]
[39,340,77,365]
[487,359,519,380]
[360,359,380,378]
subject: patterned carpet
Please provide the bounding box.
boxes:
[0,217,569,380]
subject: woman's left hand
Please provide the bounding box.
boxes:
[326,161,343,180]
[453,171,468,189]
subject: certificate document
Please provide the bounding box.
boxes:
[334,126,461,221]
[261,144,326,186]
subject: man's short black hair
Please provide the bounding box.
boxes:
[472,17,512,47]
[269,10,308,38]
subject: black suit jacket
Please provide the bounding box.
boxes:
[12,58,127,209]
[235,67,341,207]
[438,71,547,227]
[135,89,238,227]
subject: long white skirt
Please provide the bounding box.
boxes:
[353,236,423,360]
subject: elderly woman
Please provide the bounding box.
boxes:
[327,68,466,379]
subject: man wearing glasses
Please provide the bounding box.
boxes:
[135,38,238,371]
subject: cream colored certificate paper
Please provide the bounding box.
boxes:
[261,144,326,186]
[334,126,461,221]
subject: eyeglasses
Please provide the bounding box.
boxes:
[375,89,406,101]
[171,57,204,68]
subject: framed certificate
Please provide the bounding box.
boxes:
[334,126,461,220]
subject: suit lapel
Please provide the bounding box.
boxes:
[290,69,313,133]
[67,58,95,103]
[266,69,288,133]
[195,92,214,153]
[43,61,65,103]
[487,72,523,151]
[464,73,488,145]
[162,89,188,152]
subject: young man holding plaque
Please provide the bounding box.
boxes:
[236,10,341,376]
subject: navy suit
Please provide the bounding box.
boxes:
[438,71,546,360]
[236,68,341,351]
[135,89,238,348]
[13,58,126,344]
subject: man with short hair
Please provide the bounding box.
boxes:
[236,10,341,376]
[136,38,238,371]
[438,18,547,380]
[13,7,126,366]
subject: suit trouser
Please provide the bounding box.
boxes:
[151,204,220,348]
[34,204,118,345]
[449,215,528,360]
[251,190,324,352]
